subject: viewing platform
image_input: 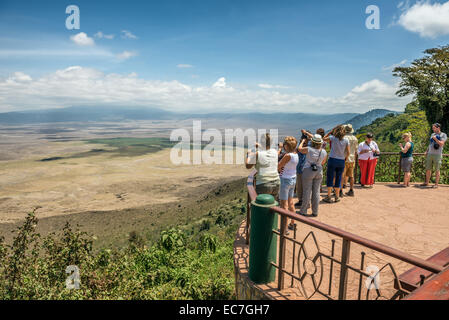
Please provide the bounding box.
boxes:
[234,153,449,300]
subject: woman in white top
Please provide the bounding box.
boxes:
[245,134,280,198]
[357,132,381,188]
[278,136,299,231]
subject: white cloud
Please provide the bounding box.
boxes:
[212,77,227,88]
[121,30,138,39]
[116,50,138,60]
[0,67,411,113]
[177,64,193,68]
[398,1,449,38]
[382,59,407,71]
[94,31,115,39]
[258,83,290,89]
[70,32,95,46]
[7,72,32,82]
[0,48,114,58]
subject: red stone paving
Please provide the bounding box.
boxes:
[234,183,449,300]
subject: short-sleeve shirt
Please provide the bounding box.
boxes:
[303,147,327,170]
[344,134,359,163]
[428,132,447,156]
[358,141,380,161]
[329,135,349,160]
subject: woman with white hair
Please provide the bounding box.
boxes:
[245,133,280,197]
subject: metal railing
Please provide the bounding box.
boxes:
[245,169,446,300]
[321,152,449,185]
[378,152,449,185]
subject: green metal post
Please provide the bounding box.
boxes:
[249,194,278,284]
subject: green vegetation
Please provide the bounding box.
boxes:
[85,137,176,157]
[0,197,247,300]
[394,45,449,131]
[356,101,432,153]
[353,101,449,183]
[40,137,176,161]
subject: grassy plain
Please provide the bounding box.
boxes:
[0,122,248,249]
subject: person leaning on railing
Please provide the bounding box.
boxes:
[297,134,327,217]
[399,132,414,188]
[245,133,280,198]
[421,123,447,189]
[357,133,380,188]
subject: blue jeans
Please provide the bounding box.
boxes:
[326,157,345,188]
[280,177,296,201]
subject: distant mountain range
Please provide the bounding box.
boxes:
[0,106,397,134]
[345,109,399,131]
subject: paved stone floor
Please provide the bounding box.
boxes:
[235,183,449,300]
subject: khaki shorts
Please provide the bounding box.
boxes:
[426,154,442,171]
[344,161,355,178]
[256,181,280,199]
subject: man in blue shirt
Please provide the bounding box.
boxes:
[295,132,309,207]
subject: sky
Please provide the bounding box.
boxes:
[1,0,449,114]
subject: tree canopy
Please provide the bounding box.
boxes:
[393,45,449,131]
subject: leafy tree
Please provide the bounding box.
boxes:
[394,45,449,131]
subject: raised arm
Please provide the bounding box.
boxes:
[278,154,291,173]
[400,142,411,154]
[297,139,309,154]
[432,135,447,147]
[323,128,334,142]
[300,129,313,139]
[245,151,257,169]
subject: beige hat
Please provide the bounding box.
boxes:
[312,134,323,144]
[345,124,354,134]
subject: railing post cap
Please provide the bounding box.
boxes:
[252,194,278,208]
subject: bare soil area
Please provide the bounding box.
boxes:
[0,122,248,248]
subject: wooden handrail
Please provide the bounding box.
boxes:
[246,171,444,275]
[270,206,443,274]
[380,152,449,157]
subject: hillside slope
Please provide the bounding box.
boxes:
[356,103,432,153]
[346,109,398,131]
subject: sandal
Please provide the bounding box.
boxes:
[334,196,341,203]
[323,196,333,203]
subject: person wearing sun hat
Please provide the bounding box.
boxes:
[342,124,359,197]
[297,134,328,217]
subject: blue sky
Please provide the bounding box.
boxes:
[1,0,449,113]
